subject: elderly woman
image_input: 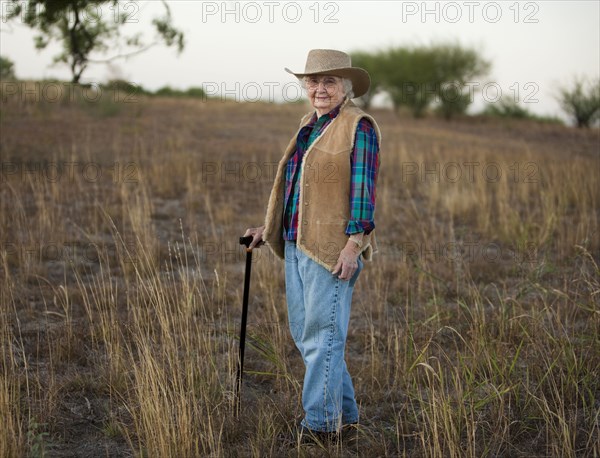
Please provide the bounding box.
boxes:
[244,49,381,442]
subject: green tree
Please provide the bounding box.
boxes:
[435,83,472,120]
[431,43,490,120]
[3,0,185,84]
[483,97,533,119]
[358,43,489,118]
[557,77,600,128]
[482,97,564,125]
[350,50,384,110]
[381,46,438,117]
[0,56,17,80]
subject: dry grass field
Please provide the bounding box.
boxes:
[1,85,599,457]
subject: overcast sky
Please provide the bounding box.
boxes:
[1,1,599,118]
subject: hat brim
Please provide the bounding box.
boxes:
[285,66,371,98]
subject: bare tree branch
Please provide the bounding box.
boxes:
[86,42,159,64]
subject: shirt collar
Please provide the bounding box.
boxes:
[308,97,347,126]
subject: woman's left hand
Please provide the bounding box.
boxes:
[332,244,361,281]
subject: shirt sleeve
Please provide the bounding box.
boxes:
[345,117,380,236]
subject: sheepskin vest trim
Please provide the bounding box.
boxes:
[263,98,381,271]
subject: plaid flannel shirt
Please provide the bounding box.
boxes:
[283,99,380,241]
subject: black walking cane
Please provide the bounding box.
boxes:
[236,235,254,414]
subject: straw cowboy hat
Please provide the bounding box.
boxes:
[285,49,371,98]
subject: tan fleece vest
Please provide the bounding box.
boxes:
[263,98,382,271]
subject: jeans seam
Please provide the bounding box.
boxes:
[321,278,340,428]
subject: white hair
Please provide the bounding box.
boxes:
[341,78,354,99]
[299,76,355,99]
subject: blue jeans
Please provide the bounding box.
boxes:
[284,240,363,432]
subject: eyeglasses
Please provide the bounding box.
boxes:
[305,76,341,90]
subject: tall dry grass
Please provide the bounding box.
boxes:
[0,85,598,456]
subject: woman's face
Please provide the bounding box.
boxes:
[305,75,345,115]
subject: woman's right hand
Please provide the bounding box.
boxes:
[243,225,265,249]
